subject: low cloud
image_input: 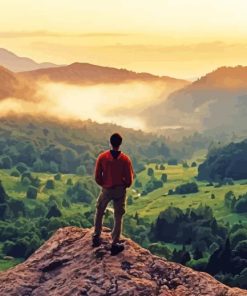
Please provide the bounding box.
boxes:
[0,80,171,131]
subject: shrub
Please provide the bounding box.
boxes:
[66,178,73,186]
[10,170,20,177]
[54,173,62,181]
[183,162,189,168]
[191,161,197,167]
[168,189,174,195]
[187,258,208,271]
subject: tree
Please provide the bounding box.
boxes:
[45,180,55,190]
[134,178,142,188]
[211,193,216,199]
[16,162,28,174]
[234,194,247,213]
[0,156,12,169]
[160,164,165,170]
[33,159,43,172]
[193,247,203,260]
[174,182,199,194]
[46,203,62,219]
[127,195,134,205]
[49,161,59,173]
[8,198,25,217]
[0,181,8,203]
[161,173,168,183]
[76,165,86,176]
[26,186,38,199]
[22,176,31,186]
[191,161,197,167]
[147,167,154,177]
[224,191,236,210]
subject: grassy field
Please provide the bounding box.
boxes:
[128,162,247,226]
[1,156,247,227]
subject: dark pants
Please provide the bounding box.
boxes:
[94,185,126,244]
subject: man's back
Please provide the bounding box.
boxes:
[94,150,134,189]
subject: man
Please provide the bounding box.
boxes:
[92,133,134,255]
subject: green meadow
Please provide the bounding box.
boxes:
[128,163,247,225]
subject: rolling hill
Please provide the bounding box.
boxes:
[142,66,247,132]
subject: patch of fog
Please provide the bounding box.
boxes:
[0,80,176,131]
[37,81,168,130]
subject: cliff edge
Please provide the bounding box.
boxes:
[0,226,246,296]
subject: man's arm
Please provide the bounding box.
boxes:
[94,156,103,186]
[123,158,134,188]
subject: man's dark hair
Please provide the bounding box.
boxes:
[110,133,122,148]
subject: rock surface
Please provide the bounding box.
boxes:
[0,226,246,296]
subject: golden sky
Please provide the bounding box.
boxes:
[1,0,247,78]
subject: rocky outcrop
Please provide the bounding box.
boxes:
[0,226,246,296]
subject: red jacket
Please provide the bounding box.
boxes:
[94,150,134,188]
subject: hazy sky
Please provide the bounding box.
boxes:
[1,0,247,78]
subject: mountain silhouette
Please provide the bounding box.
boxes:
[0,226,246,296]
[0,48,60,72]
[19,62,188,86]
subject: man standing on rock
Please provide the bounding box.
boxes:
[92,133,134,255]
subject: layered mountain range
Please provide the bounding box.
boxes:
[1,48,247,133]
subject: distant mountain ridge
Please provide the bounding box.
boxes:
[19,62,189,85]
[0,48,60,72]
[142,65,247,132]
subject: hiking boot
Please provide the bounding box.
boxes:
[110,243,125,256]
[92,234,101,248]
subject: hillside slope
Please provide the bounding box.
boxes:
[142,66,247,132]
[0,66,35,101]
[0,226,246,296]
